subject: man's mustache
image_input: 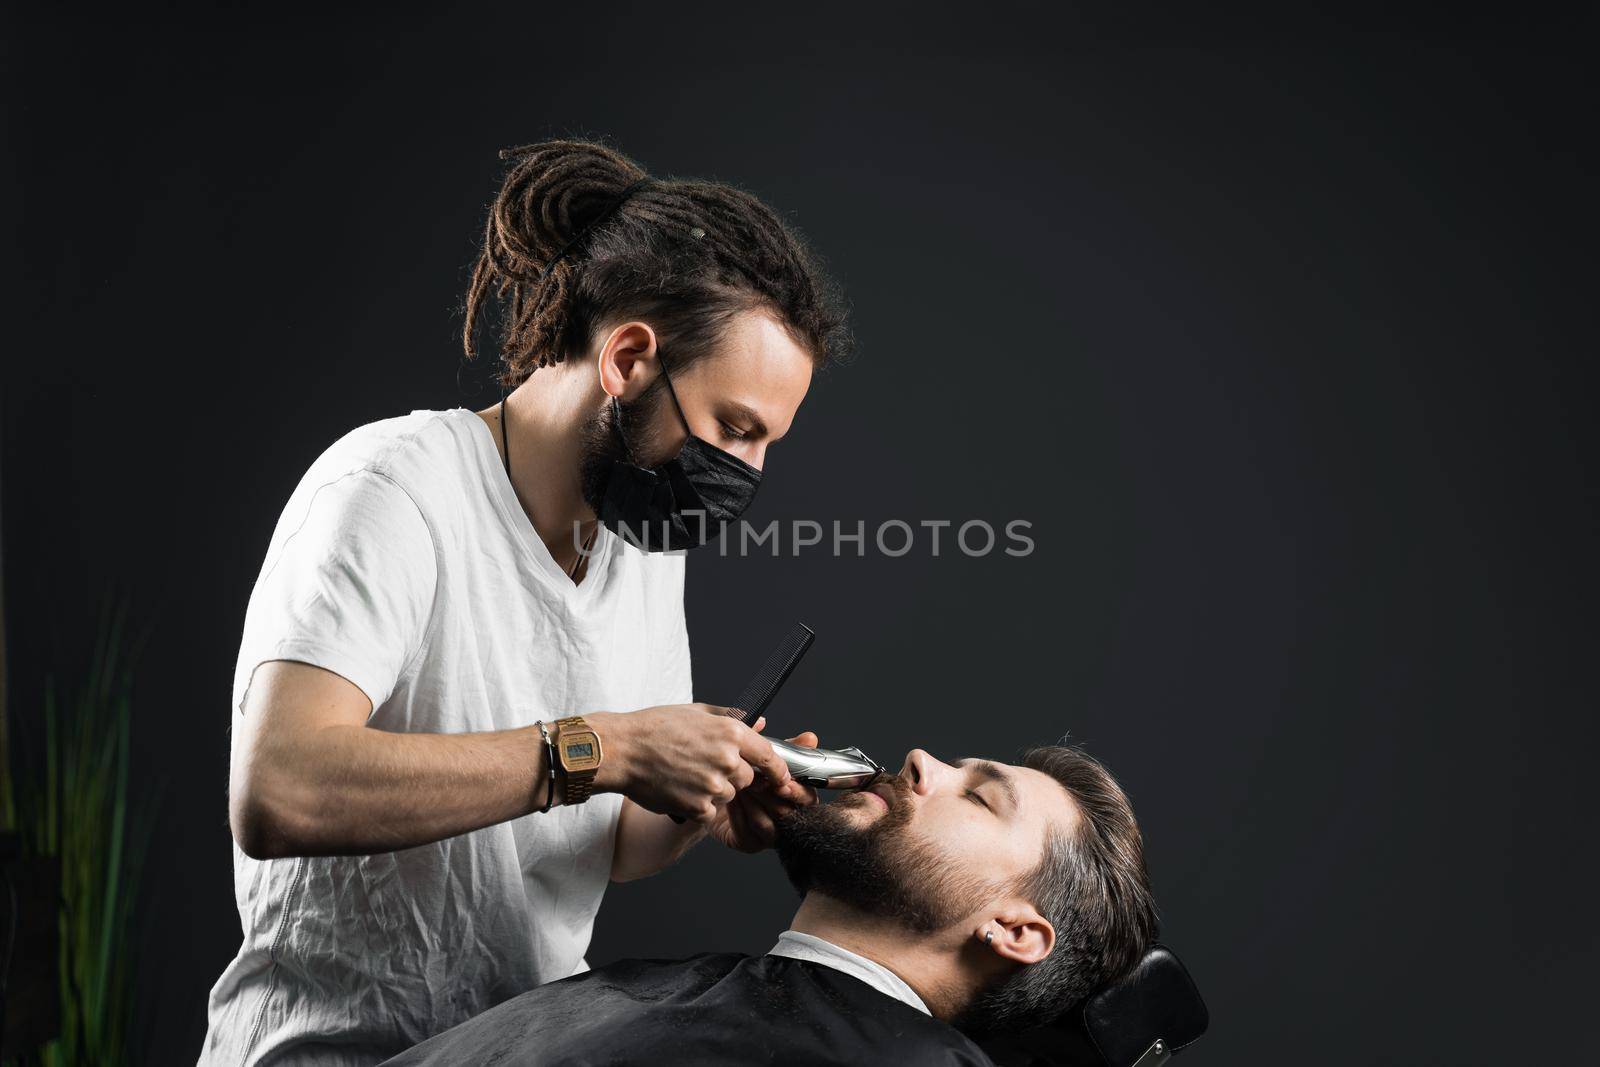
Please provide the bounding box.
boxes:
[773,771,911,826]
[864,772,912,807]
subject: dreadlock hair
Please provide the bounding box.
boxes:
[462,139,851,388]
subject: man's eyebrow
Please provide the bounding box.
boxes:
[963,760,1021,813]
[720,401,770,439]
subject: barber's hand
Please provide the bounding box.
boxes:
[706,726,819,854]
[587,705,799,823]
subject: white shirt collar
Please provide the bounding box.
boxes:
[766,930,931,1016]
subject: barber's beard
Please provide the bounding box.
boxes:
[577,384,666,514]
[774,774,993,934]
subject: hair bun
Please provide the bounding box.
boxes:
[488,140,648,271]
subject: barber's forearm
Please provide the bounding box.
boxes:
[237,722,557,857]
[610,798,704,882]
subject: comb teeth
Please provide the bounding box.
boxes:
[734,623,815,726]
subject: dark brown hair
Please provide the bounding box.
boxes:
[962,743,1159,1034]
[462,139,851,387]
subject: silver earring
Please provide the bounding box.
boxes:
[984,930,995,946]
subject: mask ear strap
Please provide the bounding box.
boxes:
[654,349,694,438]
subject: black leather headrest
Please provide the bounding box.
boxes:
[976,943,1209,1067]
[1079,944,1208,1064]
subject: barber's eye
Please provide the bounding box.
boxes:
[719,422,748,441]
[965,790,990,811]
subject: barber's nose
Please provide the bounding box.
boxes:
[901,749,956,797]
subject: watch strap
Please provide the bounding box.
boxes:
[565,769,596,805]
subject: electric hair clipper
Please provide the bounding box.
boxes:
[767,737,884,789]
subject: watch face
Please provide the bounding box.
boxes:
[561,730,602,772]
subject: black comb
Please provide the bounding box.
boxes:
[733,623,815,726]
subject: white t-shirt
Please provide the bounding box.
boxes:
[200,408,692,1067]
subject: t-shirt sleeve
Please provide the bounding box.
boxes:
[234,468,437,717]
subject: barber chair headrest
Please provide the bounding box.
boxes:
[977,943,1209,1067]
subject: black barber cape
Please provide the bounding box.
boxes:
[380,952,995,1066]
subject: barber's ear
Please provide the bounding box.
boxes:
[978,907,1055,967]
[596,322,659,400]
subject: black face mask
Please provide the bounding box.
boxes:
[596,360,762,552]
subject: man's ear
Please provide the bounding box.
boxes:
[596,322,659,400]
[977,903,1055,967]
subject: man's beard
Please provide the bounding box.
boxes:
[577,383,666,514]
[774,774,993,934]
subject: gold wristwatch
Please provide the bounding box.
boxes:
[554,716,603,805]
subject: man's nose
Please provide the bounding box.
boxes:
[901,749,957,796]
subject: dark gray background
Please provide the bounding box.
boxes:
[4,5,1594,1064]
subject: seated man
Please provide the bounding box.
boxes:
[382,743,1157,1066]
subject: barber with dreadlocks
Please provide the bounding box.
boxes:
[199,140,852,1067]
